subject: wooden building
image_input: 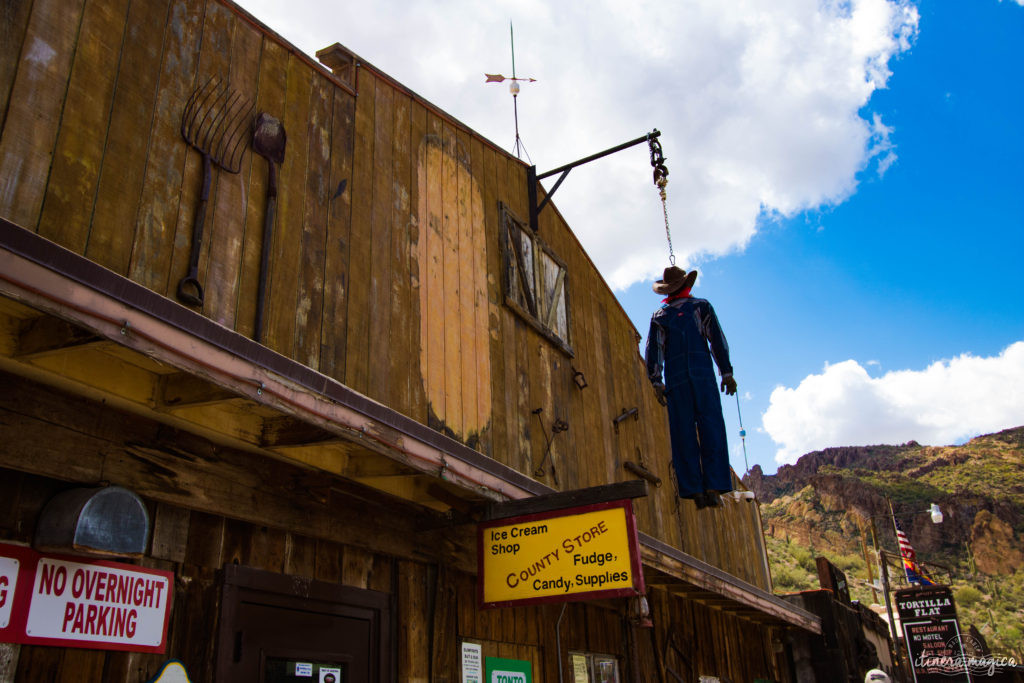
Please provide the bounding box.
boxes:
[0,0,819,680]
[782,589,895,682]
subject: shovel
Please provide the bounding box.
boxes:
[252,112,286,343]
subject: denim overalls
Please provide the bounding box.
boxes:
[645,297,733,498]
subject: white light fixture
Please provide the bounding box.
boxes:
[930,503,943,524]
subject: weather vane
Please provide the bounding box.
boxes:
[485,22,535,160]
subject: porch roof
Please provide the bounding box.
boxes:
[0,217,819,634]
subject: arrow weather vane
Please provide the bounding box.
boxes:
[486,22,535,160]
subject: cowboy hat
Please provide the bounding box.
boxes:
[653,266,697,295]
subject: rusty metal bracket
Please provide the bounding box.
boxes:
[624,461,662,488]
[531,408,567,485]
[613,406,639,433]
[624,446,661,487]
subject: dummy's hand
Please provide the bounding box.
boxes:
[654,384,667,406]
[721,376,737,396]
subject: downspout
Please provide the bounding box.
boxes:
[556,603,568,683]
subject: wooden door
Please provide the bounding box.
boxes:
[216,565,391,683]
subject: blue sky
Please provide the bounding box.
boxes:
[239,0,1023,474]
[616,0,1024,471]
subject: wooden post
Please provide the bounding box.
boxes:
[878,547,905,682]
[0,644,20,683]
[859,519,879,604]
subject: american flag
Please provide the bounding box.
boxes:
[894,518,935,586]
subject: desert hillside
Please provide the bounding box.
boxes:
[745,426,1024,658]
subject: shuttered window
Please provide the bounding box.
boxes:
[500,203,572,355]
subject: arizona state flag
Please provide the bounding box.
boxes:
[894,518,935,586]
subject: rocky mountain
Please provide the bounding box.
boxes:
[744,426,1024,657]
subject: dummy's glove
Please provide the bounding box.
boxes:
[721,376,737,396]
[653,383,667,406]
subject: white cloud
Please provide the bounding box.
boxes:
[869,112,898,177]
[235,0,919,290]
[762,341,1024,464]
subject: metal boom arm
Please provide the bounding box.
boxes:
[527,129,661,232]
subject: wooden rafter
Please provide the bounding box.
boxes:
[0,295,496,515]
[159,372,241,407]
[16,315,101,356]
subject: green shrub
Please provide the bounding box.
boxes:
[832,553,864,574]
[999,625,1021,648]
[955,585,983,606]
[791,546,816,573]
[772,565,804,590]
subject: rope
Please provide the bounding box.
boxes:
[735,393,750,475]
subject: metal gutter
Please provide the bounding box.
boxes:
[0,218,545,500]
[640,532,822,633]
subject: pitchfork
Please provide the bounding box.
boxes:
[177,78,254,307]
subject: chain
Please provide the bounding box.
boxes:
[658,177,674,266]
[648,132,674,265]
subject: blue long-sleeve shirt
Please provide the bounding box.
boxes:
[645,297,733,390]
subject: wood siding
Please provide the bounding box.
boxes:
[0,473,788,683]
[0,0,770,587]
[0,371,789,681]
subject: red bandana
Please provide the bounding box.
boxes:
[662,288,691,303]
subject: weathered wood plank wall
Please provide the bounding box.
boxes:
[0,0,770,587]
[0,373,788,682]
[0,469,786,683]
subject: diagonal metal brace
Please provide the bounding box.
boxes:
[527,129,661,232]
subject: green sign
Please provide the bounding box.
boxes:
[485,657,532,683]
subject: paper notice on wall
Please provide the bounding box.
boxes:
[462,642,482,683]
[318,666,341,683]
[571,654,589,683]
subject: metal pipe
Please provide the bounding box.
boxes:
[860,520,879,604]
[530,130,661,230]
[537,130,660,180]
[879,549,904,681]
[883,499,909,681]
[556,602,568,683]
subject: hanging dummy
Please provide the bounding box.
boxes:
[645,266,737,508]
[643,134,737,507]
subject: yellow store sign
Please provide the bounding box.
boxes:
[478,500,644,608]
